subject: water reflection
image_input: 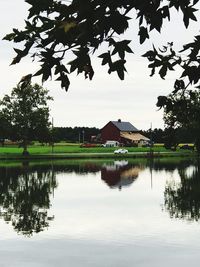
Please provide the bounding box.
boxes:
[101,160,143,190]
[164,161,200,221]
[0,162,57,236]
[0,158,199,236]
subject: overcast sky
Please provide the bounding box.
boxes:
[0,0,200,130]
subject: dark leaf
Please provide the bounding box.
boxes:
[83,64,94,80]
[156,96,168,109]
[19,74,32,84]
[183,6,197,28]
[3,33,16,41]
[159,65,168,79]
[173,79,185,93]
[98,52,112,66]
[138,27,149,44]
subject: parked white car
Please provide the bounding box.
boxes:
[114,149,128,154]
[102,141,120,147]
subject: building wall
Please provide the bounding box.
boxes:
[101,122,120,143]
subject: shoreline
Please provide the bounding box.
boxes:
[0,151,197,161]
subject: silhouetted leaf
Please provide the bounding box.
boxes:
[159,65,167,79]
[56,75,70,91]
[99,52,112,66]
[138,27,149,44]
[183,6,197,28]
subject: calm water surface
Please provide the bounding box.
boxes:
[0,158,200,267]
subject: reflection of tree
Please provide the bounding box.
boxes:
[164,162,200,221]
[0,163,57,236]
[150,159,193,172]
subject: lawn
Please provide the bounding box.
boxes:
[0,143,191,155]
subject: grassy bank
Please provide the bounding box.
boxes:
[0,144,176,154]
[0,143,196,160]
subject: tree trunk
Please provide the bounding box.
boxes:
[22,140,29,156]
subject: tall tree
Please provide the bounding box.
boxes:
[0,82,53,155]
[162,89,200,151]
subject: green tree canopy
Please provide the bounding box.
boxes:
[0,82,53,155]
[163,89,200,151]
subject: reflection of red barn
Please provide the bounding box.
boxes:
[101,163,142,189]
[101,119,149,145]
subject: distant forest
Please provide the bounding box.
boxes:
[53,127,100,143]
[53,127,195,144]
[141,128,195,145]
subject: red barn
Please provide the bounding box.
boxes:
[101,119,149,146]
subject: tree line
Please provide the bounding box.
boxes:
[141,128,196,148]
[52,126,100,143]
[53,127,196,145]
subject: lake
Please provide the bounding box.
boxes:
[0,157,199,267]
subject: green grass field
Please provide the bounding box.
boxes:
[0,143,193,155]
